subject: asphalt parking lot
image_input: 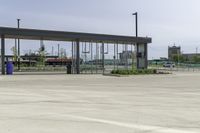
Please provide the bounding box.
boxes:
[0,72,200,133]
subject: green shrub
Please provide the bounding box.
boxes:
[111,69,157,75]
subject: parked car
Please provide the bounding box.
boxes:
[163,62,175,68]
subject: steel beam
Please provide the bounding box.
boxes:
[0,27,152,44]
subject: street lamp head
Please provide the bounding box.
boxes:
[132,12,137,15]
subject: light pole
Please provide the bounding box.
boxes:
[132,12,138,37]
[17,19,21,71]
[132,12,138,69]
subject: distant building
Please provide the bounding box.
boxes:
[168,45,200,62]
[182,53,200,61]
[168,46,181,60]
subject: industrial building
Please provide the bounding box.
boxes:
[168,46,181,61]
[168,45,200,62]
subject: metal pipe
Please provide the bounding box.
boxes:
[82,41,90,54]
[104,43,109,54]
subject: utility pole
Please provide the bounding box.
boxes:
[17,19,21,71]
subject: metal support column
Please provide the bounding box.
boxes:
[57,44,60,57]
[136,43,140,69]
[114,43,116,70]
[1,35,5,75]
[76,39,80,74]
[131,44,134,70]
[125,44,128,70]
[136,43,147,69]
[17,38,20,71]
[71,41,74,74]
[136,43,139,69]
[102,42,105,74]
[90,42,93,74]
[96,42,98,74]
[144,43,148,69]
[116,42,119,70]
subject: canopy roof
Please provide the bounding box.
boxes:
[0,27,151,44]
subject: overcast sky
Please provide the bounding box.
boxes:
[0,0,200,59]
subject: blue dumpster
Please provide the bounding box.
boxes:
[6,61,13,75]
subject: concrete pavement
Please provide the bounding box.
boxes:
[0,72,200,133]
